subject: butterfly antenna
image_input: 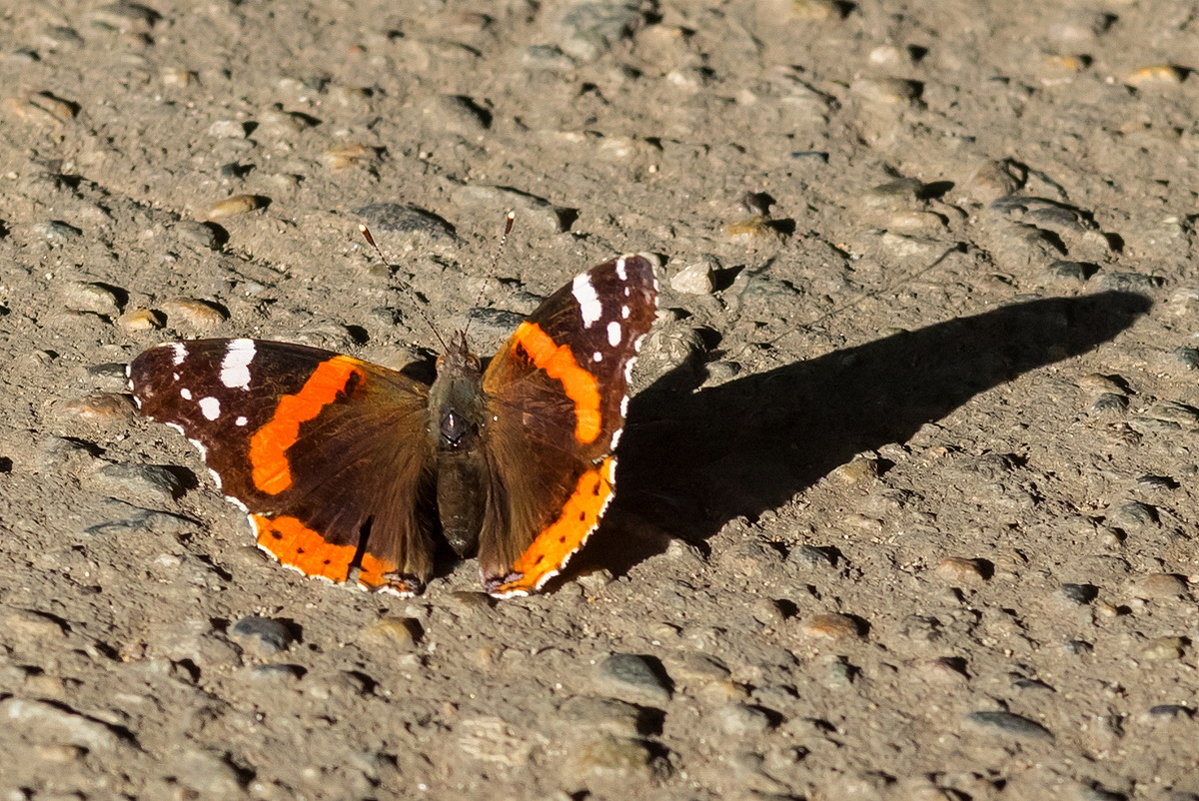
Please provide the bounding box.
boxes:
[358,223,449,351]
[463,210,516,339]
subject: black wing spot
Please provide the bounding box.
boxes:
[578,511,586,521]
[270,531,282,540]
[559,535,568,543]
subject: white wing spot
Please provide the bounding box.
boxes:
[235,416,248,427]
[610,426,624,449]
[620,394,629,416]
[573,273,603,328]
[169,342,187,366]
[607,320,622,347]
[220,339,256,390]
[199,396,221,420]
[621,305,630,318]
[180,388,192,400]
[592,351,603,363]
[615,256,628,281]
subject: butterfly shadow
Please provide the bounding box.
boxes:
[579,290,1152,577]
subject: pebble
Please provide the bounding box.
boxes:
[791,0,841,20]
[666,651,731,683]
[207,119,249,139]
[90,1,160,30]
[917,656,969,683]
[1045,260,1096,282]
[58,391,136,422]
[203,193,264,221]
[1091,393,1129,414]
[965,161,1026,203]
[230,616,297,656]
[715,702,774,735]
[864,177,925,207]
[159,67,193,87]
[454,184,571,233]
[934,557,991,583]
[831,456,880,485]
[1129,573,1186,598]
[566,734,664,781]
[0,697,127,752]
[4,608,68,640]
[86,461,185,504]
[320,143,381,173]
[595,653,673,703]
[246,663,305,683]
[61,281,122,315]
[353,203,457,240]
[1144,401,1199,427]
[258,108,315,137]
[1060,583,1099,605]
[1171,346,1199,370]
[1094,272,1164,293]
[429,94,491,133]
[557,696,649,738]
[84,499,196,537]
[1077,372,1128,396]
[358,617,422,650]
[850,77,922,105]
[170,748,244,796]
[1109,501,1157,529]
[8,91,78,125]
[555,2,643,61]
[670,258,716,294]
[966,710,1054,740]
[1125,65,1184,86]
[159,297,228,330]
[1139,637,1186,661]
[118,307,164,332]
[172,221,221,250]
[802,613,864,641]
[1145,704,1193,721]
[788,545,839,569]
[726,215,784,242]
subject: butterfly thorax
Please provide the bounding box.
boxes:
[428,331,490,556]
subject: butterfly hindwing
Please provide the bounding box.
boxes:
[128,339,436,595]
[478,253,660,595]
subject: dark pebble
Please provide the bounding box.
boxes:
[1060,583,1098,604]
[1045,260,1097,281]
[91,462,185,504]
[596,653,673,703]
[556,1,643,61]
[1091,393,1129,414]
[230,616,298,656]
[1173,347,1199,370]
[247,663,305,682]
[1136,474,1179,490]
[1147,704,1192,720]
[966,710,1054,740]
[172,221,221,251]
[37,220,83,241]
[1095,273,1165,293]
[354,203,457,240]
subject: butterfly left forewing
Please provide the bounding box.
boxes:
[478,253,659,596]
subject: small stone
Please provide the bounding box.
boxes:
[170,748,244,796]
[917,656,969,683]
[791,0,841,20]
[966,710,1054,740]
[1145,704,1193,720]
[159,298,228,330]
[172,221,221,250]
[1091,393,1129,414]
[62,281,121,315]
[202,193,264,221]
[789,545,839,569]
[258,108,315,136]
[726,215,783,241]
[1045,260,1096,282]
[358,617,422,650]
[230,616,297,656]
[934,557,991,583]
[1060,583,1098,604]
[667,651,731,683]
[0,698,126,752]
[851,77,922,105]
[595,653,673,703]
[1095,272,1164,293]
[1172,347,1199,370]
[802,613,864,641]
[4,608,68,639]
[159,67,194,87]
[1139,637,1186,661]
[1125,65,1184,86]
[118,308,163,332]
[246,664,305,682]
[1130,573,1187,598]
[555,2,644,61]
[320,143,381,173]
[87,462,185,504]
[429,94,491,133]
[567,734,664,781]
[1109,501,1158,529]
[207,119,249,139]
[1144,401,1199,426]
[58,391,136,421]
[670,258,716,294]
[1077,373,1128,394]
[7,91,78,125]
[717,703,775,735]
[557,696,649,738]
[353,203,456,240]
[830,456,880,485]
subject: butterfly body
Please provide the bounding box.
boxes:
[128,253,659,598]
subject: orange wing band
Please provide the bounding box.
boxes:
[249,356,364,494]
[511,322,602,444]
[491,457,615,595]
[254,514,399,587]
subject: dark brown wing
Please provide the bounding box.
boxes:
[129,339,436,595]
[478,253,659,596]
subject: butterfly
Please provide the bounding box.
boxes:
[128,253,659,597]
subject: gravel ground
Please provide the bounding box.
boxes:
[1,1,1198,799]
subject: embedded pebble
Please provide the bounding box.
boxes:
[595,653,673,702]
[1078,373,1128,395]
[429,94,491,133]
[557,696,648,738]
[358,617,422,650]
[851,78,922,105]
[1145,704,1193,721]
[159,67,193,87]
[8,91,78,125]
[4,608,68,640]
[917,656,969,683]
[670,258,716,294]
[1091,393,1129,414]
[789,545,839,569]
[1144,401,1199,426]
[1109,501,1157,529]
[1125,65,1184,86]
[61,281,122,315]
[230,616,297,656]
[565,734,664,781]
[831,456,880,485]
[353,203,457,240]
[320,143,381,172]
[202,193,264,221]
[966,710,1054,740]
[1172,347,1199,370]
[207,119,249,139]
[86,462,185,504]
[1139,637,1186,661]
[159,298,228,329]
[934,557,991,583]
[246,664,304,682]
[791,0,841,20]
[802,613,864,641]
[726,215,783,241]
[864,177,925,207]
[58,391,136,421]
[666,651,731,684]
[717,703,775,735]
[258,108,315,137]
[554,2,644,61]
[0,698,127,752]
[170,748,244,797]
[172,221,221,250]
[118,307,164,332]
[1095,273,1164,293]
[1129,573,1186,598]
[1045,260,1096,282]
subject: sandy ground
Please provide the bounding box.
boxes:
[1,0,1198,799]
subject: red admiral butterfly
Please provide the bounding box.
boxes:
[127,254,659,597]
